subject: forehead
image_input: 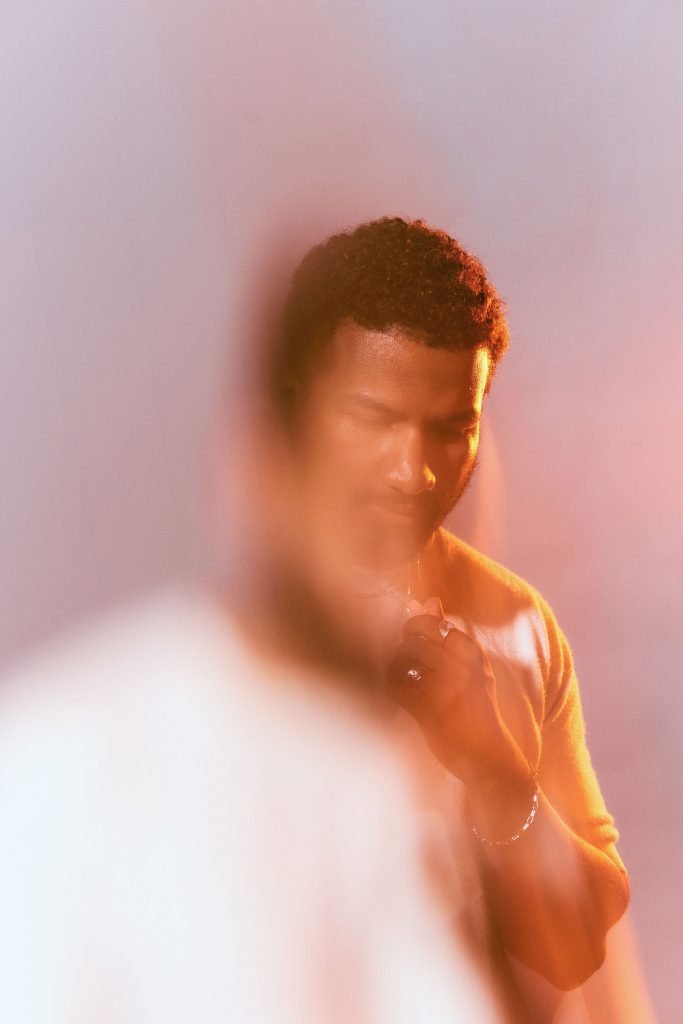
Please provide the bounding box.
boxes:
[316,321,489,410]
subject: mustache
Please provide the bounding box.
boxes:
[358,454,480,521]
[357,489,445,520]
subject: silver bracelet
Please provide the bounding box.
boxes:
[470,766,540,847]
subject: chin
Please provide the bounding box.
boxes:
[367,523,438,572]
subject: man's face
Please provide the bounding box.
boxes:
[291,321,489,576]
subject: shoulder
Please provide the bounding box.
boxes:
[433,528,554,622]
[432,529,572,708]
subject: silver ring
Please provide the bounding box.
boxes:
[438,619,456,645]
[405,666,423,690]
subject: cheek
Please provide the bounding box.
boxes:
[304,414,379,497]
[434,439,477,487]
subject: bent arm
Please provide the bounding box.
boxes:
[467,616,629,990]
[466,773,629,989]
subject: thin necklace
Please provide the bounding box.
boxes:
[355,553,421,601]
[407,554,421,601]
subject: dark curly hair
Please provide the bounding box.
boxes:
[270,216,509,417]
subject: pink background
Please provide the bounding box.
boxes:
[1,2,680,1018]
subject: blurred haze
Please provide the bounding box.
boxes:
[1,1,681,1018]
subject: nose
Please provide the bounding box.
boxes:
[386,430,436,496]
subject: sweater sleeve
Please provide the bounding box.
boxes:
[535,598,627,873]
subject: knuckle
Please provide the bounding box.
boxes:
[404,635,431,660]
[403,613,436,638]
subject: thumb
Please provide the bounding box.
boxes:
[404,598,427,620]
[424,595,445,618]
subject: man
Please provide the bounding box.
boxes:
[260,216,630,1016]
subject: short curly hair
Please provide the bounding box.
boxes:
[270,216,509,415]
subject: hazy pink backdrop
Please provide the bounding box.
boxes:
[1,1,680,1018]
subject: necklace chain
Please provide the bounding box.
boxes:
[407,554,421,600]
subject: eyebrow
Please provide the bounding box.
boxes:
[345,393,480,423]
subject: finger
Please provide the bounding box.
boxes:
[403,613,475,652]
[424,595,445,618]
[403,614,462,648]
[385,656,430,707]
[403,613,442,641]
[393,634,443,671]
[405,599,427,618]
[393,636,481,694]
[401,619,489,682]
[385,676,425,715]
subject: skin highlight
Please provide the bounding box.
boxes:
[292,321,490,575]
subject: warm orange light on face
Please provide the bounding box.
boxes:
[292,324,489,575]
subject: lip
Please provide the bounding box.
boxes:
[367,500,426,522]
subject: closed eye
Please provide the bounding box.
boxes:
[350,409,398,428]
[432,421,479,441]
